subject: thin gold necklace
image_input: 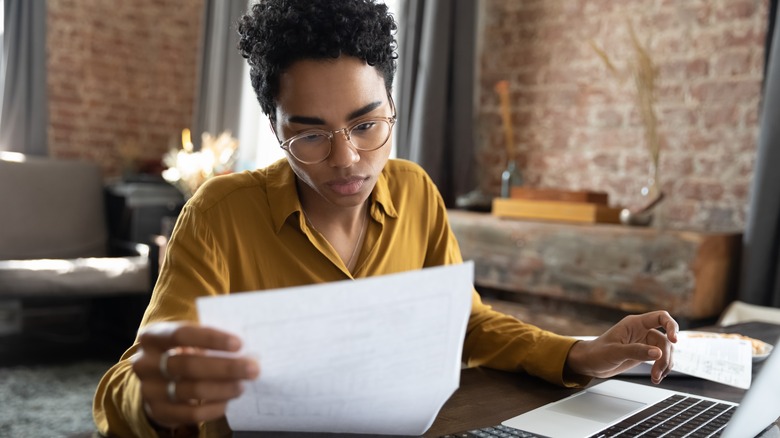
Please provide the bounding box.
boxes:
[301,201,368,270]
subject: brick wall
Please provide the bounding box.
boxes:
[47,0,203,178]
[477,0,769,231]
[44,0,768,231]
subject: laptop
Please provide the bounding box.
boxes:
[448,338,780,438]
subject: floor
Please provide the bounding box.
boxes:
[0,296,144,367]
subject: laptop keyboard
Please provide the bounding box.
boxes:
[590,394,735,437]
[440,394,736,438]
[440,424,549,438]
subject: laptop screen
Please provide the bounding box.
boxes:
[721,338,780,438]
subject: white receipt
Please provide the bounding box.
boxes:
[671,333,753,389]
[196,262,474,435]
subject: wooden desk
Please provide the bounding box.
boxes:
[236,322,780,437]
[424,367,579,436]
[427,369,746,437]
[428,321,780,437]
[236,365,778,438]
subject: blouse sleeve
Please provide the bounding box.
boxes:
[93,205,229,437]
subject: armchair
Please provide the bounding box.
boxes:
[0,152,151,342]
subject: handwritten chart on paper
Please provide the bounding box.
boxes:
[672,333,753,389]
[196,262,474,435]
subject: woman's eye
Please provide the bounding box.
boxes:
[353,121,376,132]
[299,133,325,143]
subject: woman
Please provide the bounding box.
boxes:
[93,1,677,436]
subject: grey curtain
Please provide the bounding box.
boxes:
[0,0,47,155]
[766,0,777,80]
[396,0,478,206]
[740,4,780,307]
[191,0,247,148]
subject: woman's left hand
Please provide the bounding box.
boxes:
[565,310,679,384]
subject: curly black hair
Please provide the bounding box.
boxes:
[237,0,398,119]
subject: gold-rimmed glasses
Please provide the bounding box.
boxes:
[278,95,396,165]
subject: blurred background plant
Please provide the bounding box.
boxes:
[162,129,238,198]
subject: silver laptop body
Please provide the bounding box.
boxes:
[501,339,780,438]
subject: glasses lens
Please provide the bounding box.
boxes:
[289,132,331,163]
[348,119,392,151]
[287,119,393,164]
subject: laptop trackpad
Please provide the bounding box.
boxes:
[549,391,646,424]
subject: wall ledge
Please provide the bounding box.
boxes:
[448,210,742,320]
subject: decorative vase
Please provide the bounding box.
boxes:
[621,160,663,227]
[641,160,661,200]
[500,160,524,198]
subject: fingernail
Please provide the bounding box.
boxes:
[246,361,259,377]
[648,349,662,359]
[227,337,241,350]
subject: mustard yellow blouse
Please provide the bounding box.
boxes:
[93,159,584,437]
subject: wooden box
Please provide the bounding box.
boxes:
[492,198,622,224]
[510,187,609,205]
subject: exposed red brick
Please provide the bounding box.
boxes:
[47,0,203,177]
[593,108,624,128]
[702,105,740,129]
[722,26,767,47]
[659,154,694,175]
[658,58,710,81]
[711,50,754,76]
[660,201,697,223]
[657,106,698,128]
[714,0,758,21]
[591,152,620,171]
[679,180,726,201]
[478,0,768,231]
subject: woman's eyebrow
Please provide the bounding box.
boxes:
[288,115,325,125]
[287,101,383,126]
[347,101,382,120]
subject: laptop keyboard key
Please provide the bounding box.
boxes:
[443,425,550,438]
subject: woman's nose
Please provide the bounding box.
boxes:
[327,130,360,168]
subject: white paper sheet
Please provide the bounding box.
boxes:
[196,262,474,435]
[573,332,753,388]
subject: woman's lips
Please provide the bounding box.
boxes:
[327,176,367,195]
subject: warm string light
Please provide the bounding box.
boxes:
[181,128,194,152]
[162,129,238,198]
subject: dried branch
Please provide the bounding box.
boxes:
[588,40,622,79]
[591,22,661,180]
[628,22,660,167]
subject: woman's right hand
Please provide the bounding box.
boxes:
[131,322,260,429]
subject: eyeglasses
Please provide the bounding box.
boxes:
[278,96,397,165]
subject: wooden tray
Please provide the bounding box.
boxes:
[492,198,622,224]
[510,187,609,205]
